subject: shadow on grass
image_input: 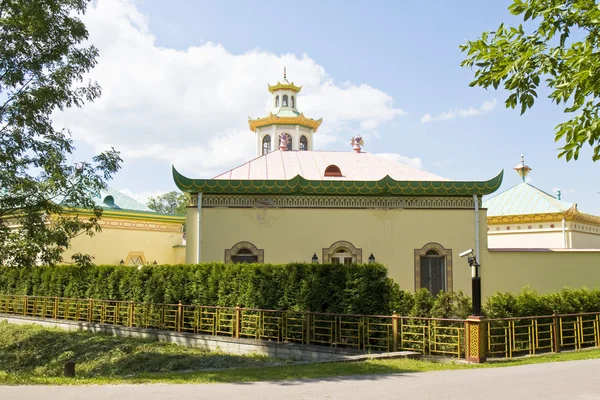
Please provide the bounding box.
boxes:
[0,322,280,378]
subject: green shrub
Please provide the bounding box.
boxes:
[2,264,599,318]
[0,263,406,315]
[483,287,600,318]
[430,291,472,319]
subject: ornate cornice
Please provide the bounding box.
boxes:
[487,211,568,225]
[572,210,600,226]
[64,207,185,224]
[248,112,322,132]
[487,205,600,227]
[97,218,183,233]
[268,82,302,93]
[174,166,504,197]
[196,194,481,209]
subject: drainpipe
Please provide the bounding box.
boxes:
[473,194,480,277]
[562,217,567,249]
[197,193,202,264]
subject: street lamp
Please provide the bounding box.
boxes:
[312,253,319,263]
[368,253,375,263]
[460,249,482,316]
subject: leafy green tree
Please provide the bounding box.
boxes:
[460,0,600,161]
[147,191,187,215]
[0,0,122,267]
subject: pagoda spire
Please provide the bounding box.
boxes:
[283,66,286,79]
[513,154,532,182]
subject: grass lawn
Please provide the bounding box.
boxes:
[0,320,599,385]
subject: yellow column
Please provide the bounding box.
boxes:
[185,196,199,264]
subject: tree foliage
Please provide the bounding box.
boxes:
[147,191,187,215]
[460,0,600,161]
[0,0,122,267]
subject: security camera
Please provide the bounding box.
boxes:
[459,249,474,258]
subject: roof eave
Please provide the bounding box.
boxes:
[172,166,504,197]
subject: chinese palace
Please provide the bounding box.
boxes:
[171,72,600,297]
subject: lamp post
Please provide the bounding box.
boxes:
[311,253,319,263]
[461,249,486,363]
[467,255,482,316]
[368,253,375,263]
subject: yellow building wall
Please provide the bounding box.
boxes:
[487,230,565,249]
[62,217,184,265]
[191,207,488,294]
[483,249,600,297]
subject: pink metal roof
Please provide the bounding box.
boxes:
[213,151,448,181]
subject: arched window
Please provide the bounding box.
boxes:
[275,96,279,107]
[124,251,146,266]
[262,135,271,155]
[300,135,308,151]
[291,96,295,108]
[225,241,264,263]
[322,240,362,264]
[414,243,453,294]
[324,164,342,177]
[282,95,288,107]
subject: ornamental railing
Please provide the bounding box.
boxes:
[486,313,600,358]
[0,294,464,358]
[0,294,598,361]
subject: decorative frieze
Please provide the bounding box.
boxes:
[98,219,182,233]
[197,194,480,209]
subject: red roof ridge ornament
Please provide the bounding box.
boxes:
[279,132,290,151]
[513,154,532,182]
[350,135,364,153]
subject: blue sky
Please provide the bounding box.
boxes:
[58,0,599,214]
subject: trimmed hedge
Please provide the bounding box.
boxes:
[1,264,599,318]
[483,287,600,318]
[0,263,401,315]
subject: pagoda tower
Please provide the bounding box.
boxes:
[248,68,322,156]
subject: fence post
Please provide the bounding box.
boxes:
[392,312,399,352]
[53,297,58,319]
[23,296,27,316]
[464,316,487,363]
[88,298,93,322]
[305,311,312,345]
[552,313,560,353]
[235,305,241,338]
[177,301,183,332]
[129,301,134,328]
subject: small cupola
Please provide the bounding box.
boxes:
[269,67,302,112]
[513,154,532,182]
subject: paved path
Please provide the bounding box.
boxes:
[1,358,599,400]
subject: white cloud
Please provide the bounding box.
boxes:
[420,99,497,124]
[375,153,424,170]
[53,0,406,178]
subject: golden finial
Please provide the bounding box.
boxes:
[513,154,532,182]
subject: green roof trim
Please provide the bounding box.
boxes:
[172,166,504,196]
